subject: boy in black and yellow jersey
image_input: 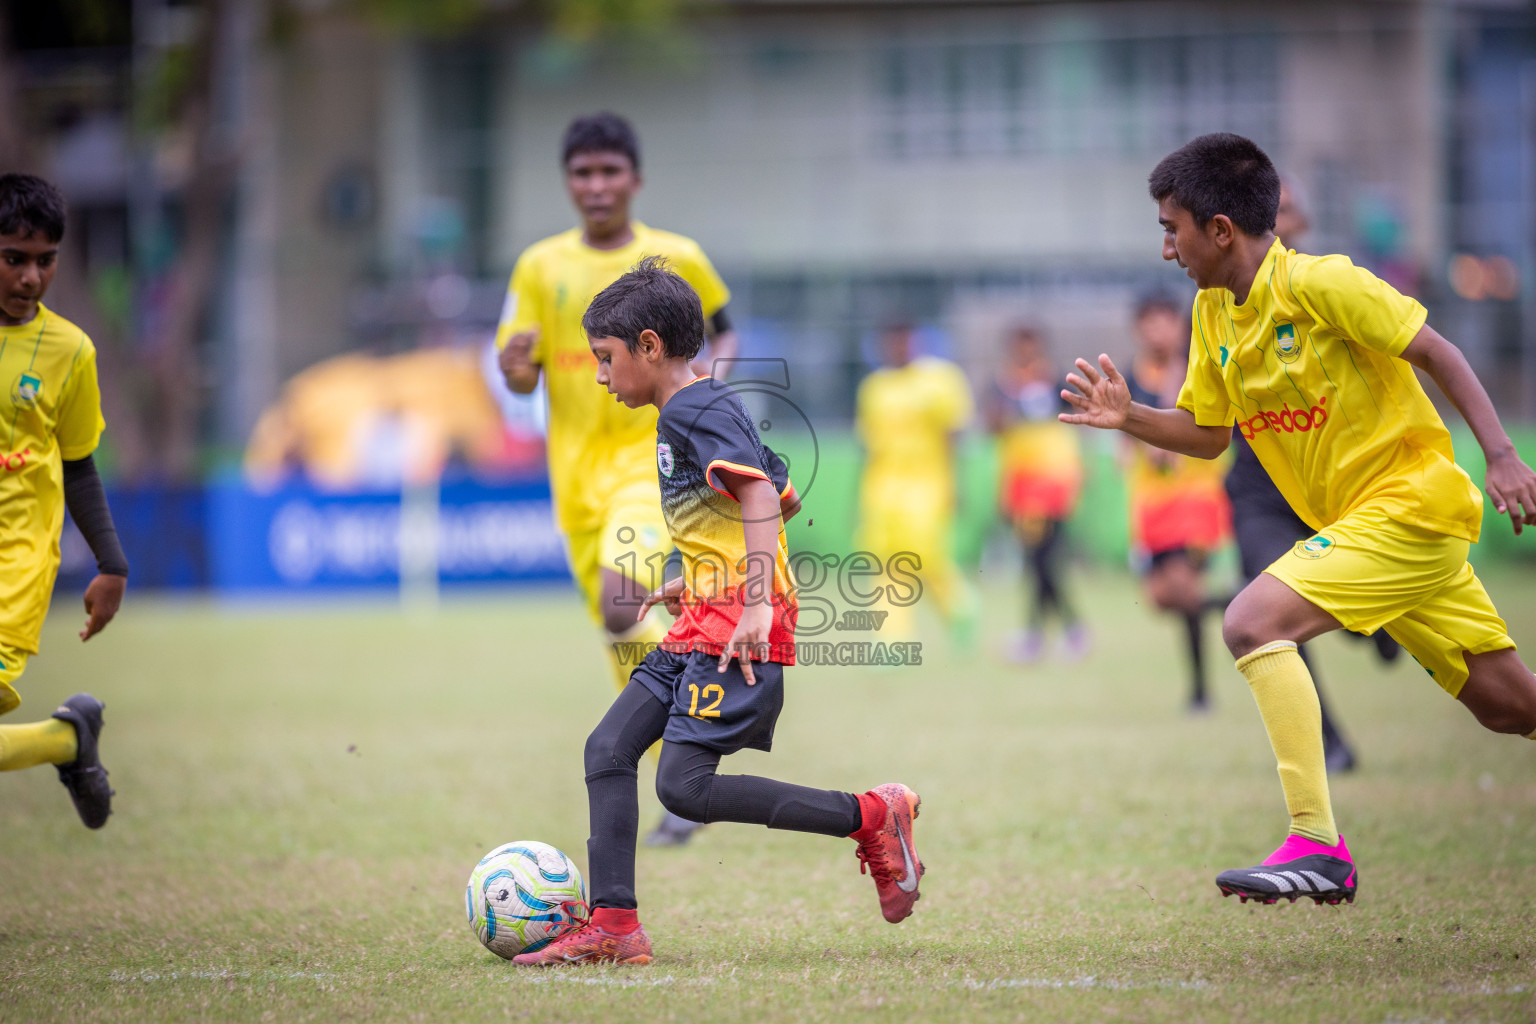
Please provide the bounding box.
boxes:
[497,113,736,846]
[1063,134,1536,906]
[512,258,924,966]
[0,174,128,829]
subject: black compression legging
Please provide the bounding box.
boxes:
[1024,518,1077,627]
[583,680,863,909]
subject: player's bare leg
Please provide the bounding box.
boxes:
[1215,574,1357,903]
[1455,649,1536,736]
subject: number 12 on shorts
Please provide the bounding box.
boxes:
[688,683,723,719]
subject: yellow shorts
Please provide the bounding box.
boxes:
[564,491,672,628]
[0,641,30,716]
[857,476,954,558]
[1264,507,1515,696]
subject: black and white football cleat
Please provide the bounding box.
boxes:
[52,693,114,829]
[1216,834,1356,905]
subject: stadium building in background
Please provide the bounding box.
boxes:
[9,0,1536,443]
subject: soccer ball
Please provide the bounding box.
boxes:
[465,841,587,959]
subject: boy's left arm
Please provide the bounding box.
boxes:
[718,471,782,686]
[1401,325,1536,534]
[62,455,128,639]
[55,345,126,639]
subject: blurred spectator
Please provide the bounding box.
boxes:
[1123,296,1232,712]
[986,325,1088,663]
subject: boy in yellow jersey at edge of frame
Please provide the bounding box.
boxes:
[1062,133,1536,906]
[0,174,130,829]
[496,113,736,846]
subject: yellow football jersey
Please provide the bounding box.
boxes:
[0,305,105,652]
[496,222,729,535]
[857,356,974,486]
[1178,238,1482,542]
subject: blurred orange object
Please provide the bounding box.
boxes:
[243,346,517,490]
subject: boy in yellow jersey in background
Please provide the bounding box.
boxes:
[985,325,1086,662]
[497,114,735,846]
[1063,133,1536,905]
[0,174,129,829]
[855,324,977,648]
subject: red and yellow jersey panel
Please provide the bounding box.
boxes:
[994,378,1083,522]
[655,377,797,663]
[1128,368,1231,556]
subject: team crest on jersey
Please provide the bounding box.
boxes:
[11,372,41,410]
[1294,534,1335,559]
[1274,323,1301,363]
[657,442,674,477]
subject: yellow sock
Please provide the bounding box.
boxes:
[1235,640,1338,845]
[608,614,670,767]
[0,719,77,771]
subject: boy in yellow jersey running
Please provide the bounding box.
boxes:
[855,324,977,647]
[0,174,130,829]
[1063,133,1536,906]
[496,113,735,845]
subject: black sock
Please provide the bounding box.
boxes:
[584,681,670,910]
[656,742,862,837]
[1183,611,1207,704]
[1027,520,1075,626]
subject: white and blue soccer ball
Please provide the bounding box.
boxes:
[465,841,587,959]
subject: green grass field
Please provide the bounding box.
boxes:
[3,568,1535,1023]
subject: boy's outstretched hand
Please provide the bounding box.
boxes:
[80,573,125,641]
[1486,448,1536,535]
[1060,355,1133,430]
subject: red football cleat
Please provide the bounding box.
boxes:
[853,783,924,923]
[511,919,653,966]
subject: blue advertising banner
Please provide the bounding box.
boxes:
[208,474,570,593]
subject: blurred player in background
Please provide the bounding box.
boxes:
[513,260,924,965]
[1124,295,1231,711]
[1222,176,1368,772]
[1064,132,1536,906]
[855,324,977,648]
[986,325,1087,662]
[496,113,737,846]
[0,174,127,829]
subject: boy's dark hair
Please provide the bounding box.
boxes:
[1134,291,1183,321]
[0,173,67,243]
[1148,133,1279,237]
[584,255,704,359]
[562,112,641,171]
